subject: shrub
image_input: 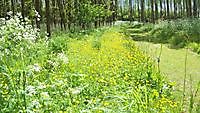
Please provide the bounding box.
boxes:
[48,36,69,53]
[169,31,187,48]
[188,42,200,54]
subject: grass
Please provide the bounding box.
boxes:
[136,41,200,87]
[1,16,199,112]
[0,16,178,112]
[136,41,200,112]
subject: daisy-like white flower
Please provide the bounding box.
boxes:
[26,86,36,96]
[58,53,69,64]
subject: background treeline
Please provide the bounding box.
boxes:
[0,0,118,36]
[120,0,200,22]
[1,0,200,36]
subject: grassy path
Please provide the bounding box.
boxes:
[136,41,200,93]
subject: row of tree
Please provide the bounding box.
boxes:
[122,0,200,23]
[0,0,118,37]
[1,0,200,36]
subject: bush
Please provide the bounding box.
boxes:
[188,42,200,54]
[169,31,187,48]
[48,36,69,53]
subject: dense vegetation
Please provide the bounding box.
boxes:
[123,18,200,53]
[0,16,178,112]
[0,0,200,113]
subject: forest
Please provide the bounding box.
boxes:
[0,0,200,113]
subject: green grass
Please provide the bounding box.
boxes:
[136,41,200,112]
[0,17,178,112]
[2,16,199,112]
[136,42,200,86]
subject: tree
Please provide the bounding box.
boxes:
[21,0,25,22]
[129,0,133,21]
[160,0,163,18]
[186,0,192,17]
[35,0,40,29]
[155,0,158,20]
[151,0,155,23]
[141,0,145,22]
[166,0,170,19]
[174,0,177,18]
[193,0,198,17]
[57,0,66,30]
[11,0,15,16]
[45,0,51,37]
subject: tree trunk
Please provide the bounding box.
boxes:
[166,0,170,19]
[56,0,66,30]
[193,0,198,17]
[45,0,51,37]
[151,0,155,23]
[155,0,158,21]
[137,0,140,21]
[129,0,133,21]
[160,0,163,18]
[35,0,40,29]
[174,0,177,19]
[21,0,25,22]
[141,0,145,22]
[11,0,15,16]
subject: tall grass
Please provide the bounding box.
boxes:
[0,16,179,112]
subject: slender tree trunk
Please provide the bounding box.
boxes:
[35,0,40,29]
[21,0,25,22]
[137,0,140,21]
[147,0,151,22]
[155,0,158,21]
[52,0,57,28]
[141,0,145,22]
[186,0,192,17]
[11,0,15,16]
[120,1,123,20]
[164,0,167,18]
[129,0,133,21]
[188,0,192,17]
[174,0,177,19]
[57,0,66,30]
[166,0,170,19]
[45,0,51,37]
[114,0,118,21]
[193,0,198,17]
[160,0,163,18]
[151,0,155,23]
[67,0,72,30]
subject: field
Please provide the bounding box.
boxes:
[0,16,200,113]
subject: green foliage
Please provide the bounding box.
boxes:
[78,2,111,25]
[0,16,178,112]
[169,31,187,48]
[151,19,200,45]
[188,43,200,54]
[48,36,69,53]
[124,19,200,52]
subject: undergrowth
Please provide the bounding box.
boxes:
[0,16,180,112]
[123,19,200,52]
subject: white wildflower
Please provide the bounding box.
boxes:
[162,84,168,90]
[58,53,69,64]
[33,64,41,72]
[69,87,82,95]
[31,100,40,108]
[38,82,46,90]
[40,92,50,100]
[26,86,36,96]
[28,64,41,72]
